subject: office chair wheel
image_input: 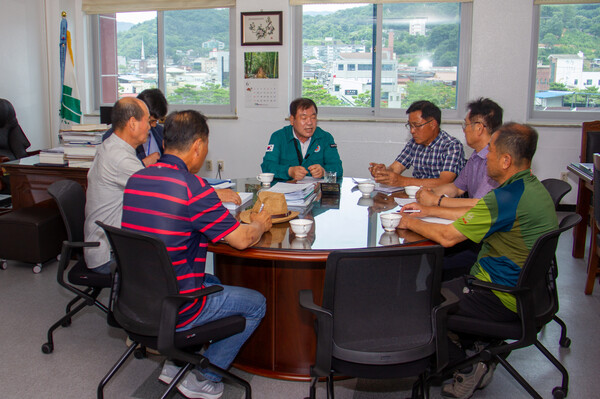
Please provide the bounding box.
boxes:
[552,386,567,399]
[33,264,42,274]
[41,343,54,354]
[559,336,571,348]
[0,259,6,270]
[134,347,147,359]
[61,318,72,327]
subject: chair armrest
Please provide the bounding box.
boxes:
[299,289,334,377]
[467,277,538,346]
[56,240,102,303]
[468,278,528,294]
[432,287,460,372]
[157,285,225,358]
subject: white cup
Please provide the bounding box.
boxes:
[257,173,274,186]
[404,185,420,198]
[289,219,313,238]
[357,182,375,196]
[380,213,402,232]
[357,197,374,207]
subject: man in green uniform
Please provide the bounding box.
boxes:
[261,98,343,181]
[399,122,558,399]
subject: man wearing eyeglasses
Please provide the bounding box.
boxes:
[102,88,167,167]
[369,100,465,188]
[416,98,503,209]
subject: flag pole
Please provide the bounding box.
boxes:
[59,11,67,114]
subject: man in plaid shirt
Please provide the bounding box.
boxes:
[369,100,465,189]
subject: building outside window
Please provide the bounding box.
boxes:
[95,8,233,113]
[531,3,600,119]
[296,2,470,118]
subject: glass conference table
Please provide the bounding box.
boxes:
[209,177,434,380]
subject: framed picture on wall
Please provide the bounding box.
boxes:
[241,11,283,46]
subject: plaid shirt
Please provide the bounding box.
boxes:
[395,129,465,179]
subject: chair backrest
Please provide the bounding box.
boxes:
[47,180,86,243]
[594,153,600,226]
[322,245,444,365]
[519,213,581,322]
[581,120,600,163]
[98,222,180,337]
[0,98,31,160]
[541,178,571,209]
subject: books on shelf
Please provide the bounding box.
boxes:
[38,147,65,165]
[62,123,109,132]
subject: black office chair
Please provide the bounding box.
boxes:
[586,153,600,294]
[299,245,457,399]
[444,213,581,399]
[540,178,573,348]
[96,222,251,399]
[41,180,112,354]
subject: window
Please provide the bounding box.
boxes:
[94,8,234,114]
[530,3,600,120]
[294,2,471,118]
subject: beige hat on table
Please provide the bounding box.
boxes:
[239,191,299,224]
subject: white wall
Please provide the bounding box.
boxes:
[0,0,582,204]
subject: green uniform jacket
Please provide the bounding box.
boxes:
[260,125,343,181]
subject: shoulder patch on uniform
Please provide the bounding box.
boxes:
[266,144,274,152]
[314,145,321,153]
[330,143,337,148]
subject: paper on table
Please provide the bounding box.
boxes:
[418,216,454,225]
[374,184,404,194]
[213,182,235,189]
[394,198,416,206]
[297,176,324,184]
[267,182,315,194]
[223,192,253,210]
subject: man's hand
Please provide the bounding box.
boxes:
[400,202,429,216]
[288,166,309,181]
[250,209,273,232]
[142,152,160,166]
[215,189,241,205]
[373,169,404,186]
[368,162,386,177]
[307,164,325,179]
[416,188,439,207]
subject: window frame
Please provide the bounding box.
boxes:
[89,8,236,116]
[291,2,473,120]
[528,4,600,123]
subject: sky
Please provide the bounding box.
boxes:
[115,5,364,24]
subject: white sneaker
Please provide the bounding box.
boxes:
[158,360,224,399]
[158,360,180,385]
[177,373,224,399]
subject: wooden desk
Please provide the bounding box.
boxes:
[209,177,433,380]
[0,155,88,210]
[568,163,593,258]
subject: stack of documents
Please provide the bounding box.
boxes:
[266,182,317,207]
[60,124,108,167]
[38,147,66,165]
[205,178,235,189]
[222,192,253,210]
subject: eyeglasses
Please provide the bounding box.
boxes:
[405,119,434,131]
[149,117,159,127]
[462,121,486,130]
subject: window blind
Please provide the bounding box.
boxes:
[290,0,472,5]
[82,0,234,14]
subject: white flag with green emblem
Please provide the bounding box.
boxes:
[60,27,81,124]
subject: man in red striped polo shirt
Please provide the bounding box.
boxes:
[122,110,271,399]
